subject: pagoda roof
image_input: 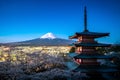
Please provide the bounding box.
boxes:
[71,42,111,47]
[68,53,113,59]
[66,61,118,73]
[66,61,79,70]
[74,65,118,72]
[69,31,109,39]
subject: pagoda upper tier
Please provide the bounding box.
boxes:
[69,31,109,39]
[69,6,110,39]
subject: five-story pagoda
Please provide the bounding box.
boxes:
[67,6,118,73]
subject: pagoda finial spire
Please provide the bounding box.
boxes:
[84,6,88,32]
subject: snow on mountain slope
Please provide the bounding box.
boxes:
[40,32,56,39]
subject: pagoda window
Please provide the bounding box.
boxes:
[82,59,98,64]
[78,36,82,42]
[76,47,82,53]
[82,49,95,52]
[81,38,95,43]
[75,59,82,64]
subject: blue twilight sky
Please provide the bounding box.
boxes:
[0,0,120,43]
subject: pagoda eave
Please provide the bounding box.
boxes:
[68,53,79,57]
[69,35,78,39]
[76,32,109,38]
[69,32,109,39]
[73,65,118,73]
[66,61,79,70]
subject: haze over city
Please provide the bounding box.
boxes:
[0,0,120,43]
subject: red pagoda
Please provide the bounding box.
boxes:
[67,6,118,75]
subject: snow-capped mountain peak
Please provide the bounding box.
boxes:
[40,32,56,39]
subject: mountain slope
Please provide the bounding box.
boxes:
[1,33,74,46]
[3,38,73,46]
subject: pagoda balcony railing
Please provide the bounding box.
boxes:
[73,58,100,65]
[76,51,96,54]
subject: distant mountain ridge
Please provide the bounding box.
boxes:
[2,38,73,46]
[0,32,73,46]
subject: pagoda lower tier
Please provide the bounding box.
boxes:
[67,52,119,73]
[69,52,114,65]
[67,61,118,73]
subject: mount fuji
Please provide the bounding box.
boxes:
[40,32,56,39]
[3,33,73,46]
